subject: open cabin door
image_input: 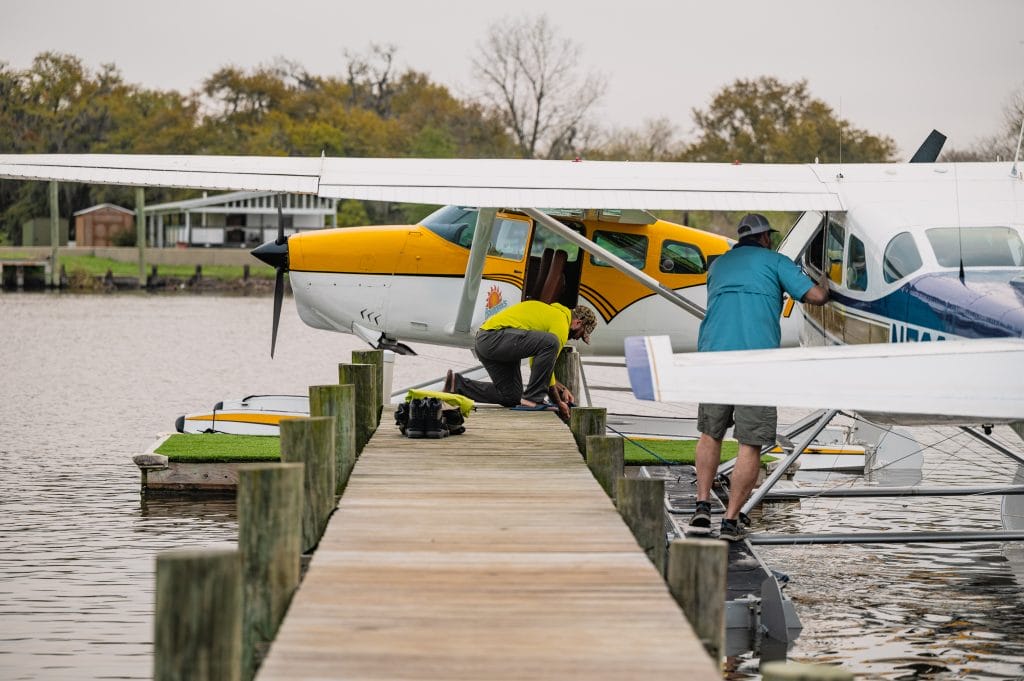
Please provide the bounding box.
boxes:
[522,216,584,309]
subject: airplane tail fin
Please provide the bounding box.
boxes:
[909,130,947,163]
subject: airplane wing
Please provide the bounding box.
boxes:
[625,335,1024,423]
[0,154,843,212]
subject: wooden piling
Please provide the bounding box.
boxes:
[338,363,376,454]
[154,548,242,681]
[666,538,727,662]
[570,406,606,454]
[553,346,581,400]
[279,417,335,552]
[351,349,384,426]
[585,434,624,502]
[761,661,854,681]
[237,463,303,681]
[309,384,357,495]
[616,477,666,575]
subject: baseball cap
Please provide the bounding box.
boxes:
[737,213,777,238]
[572,305,597,344]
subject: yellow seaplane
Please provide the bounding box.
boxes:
[258,204,741,357]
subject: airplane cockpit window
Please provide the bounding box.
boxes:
[802,215,845,282]
[925,227,1024,268]
[421,206,478,248]
[846,235,868,291]
[590,231,648,269]
[659,240,706,274]
[487,217,530,260]
[882,231,923,283]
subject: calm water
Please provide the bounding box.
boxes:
[2,293,1024,679]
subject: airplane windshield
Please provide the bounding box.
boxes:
[421,206,478,248]
[925,227,1024,268]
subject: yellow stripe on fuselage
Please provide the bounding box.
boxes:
[188,413,299,425]
[286,215,733,322]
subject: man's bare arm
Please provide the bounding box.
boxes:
[801,277,830,306]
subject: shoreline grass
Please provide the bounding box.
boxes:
[59,254,276,282]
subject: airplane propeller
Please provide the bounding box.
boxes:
[251,195,289,357]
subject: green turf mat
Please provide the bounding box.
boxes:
[155,433,280,463]
[622,438,775,465]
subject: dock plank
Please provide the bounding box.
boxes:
[258,407,719,680]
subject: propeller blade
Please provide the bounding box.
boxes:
[271,266,284,358]
[276,194,286,244]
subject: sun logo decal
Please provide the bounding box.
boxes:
[484,285,509,319]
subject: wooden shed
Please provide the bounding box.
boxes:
[74,204,135,247]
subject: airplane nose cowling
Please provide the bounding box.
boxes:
[252,239,288,270]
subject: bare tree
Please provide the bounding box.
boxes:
[591,118,685,161]
[345,44,398,118]
[942,83,1024,161]
[472,15,606,159]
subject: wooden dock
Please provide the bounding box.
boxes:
[257,406,719,680]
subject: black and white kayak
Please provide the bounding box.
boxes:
[175,395,309,436]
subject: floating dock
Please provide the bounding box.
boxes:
[256,407,720,680]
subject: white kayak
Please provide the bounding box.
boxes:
[175,394,309,436]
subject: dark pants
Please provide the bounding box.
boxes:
[453,328,559,407]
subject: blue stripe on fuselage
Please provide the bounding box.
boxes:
[830,271,1024,340]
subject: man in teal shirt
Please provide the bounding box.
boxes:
[688,213,829,541]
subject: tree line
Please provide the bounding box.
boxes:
[2,15,1016,245]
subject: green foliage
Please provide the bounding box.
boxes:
[336,199,371,227]
[155,433,280,463]
[396,203,440,224]
[681,77,898,164]
[2,52,913,246]
[0,54,199,242]
[0,52,517,241]
[111,227,136,247]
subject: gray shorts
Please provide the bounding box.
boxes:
[697,403,777,447]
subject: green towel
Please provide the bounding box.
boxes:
[405,389,475,417]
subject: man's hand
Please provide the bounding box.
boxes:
[553,381,574,405]
[548,385,571,423]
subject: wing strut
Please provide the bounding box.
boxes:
[521,208,706,321]
[452,208,497,335]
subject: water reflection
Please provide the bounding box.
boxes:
[757,426,1024,679]
[0,293,476,680]
[3,293,1024,679]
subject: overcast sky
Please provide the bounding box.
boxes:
[4,0,1022,158]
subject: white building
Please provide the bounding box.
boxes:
[145,191,338,248]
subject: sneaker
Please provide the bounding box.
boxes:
[719,518,748,542]
[442,408,465,435]
[686,500,713,535]
[394,402,410,435]
[406,398,426,438]
[424,397,448,439]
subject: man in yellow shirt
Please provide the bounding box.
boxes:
[448,301,596,417]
